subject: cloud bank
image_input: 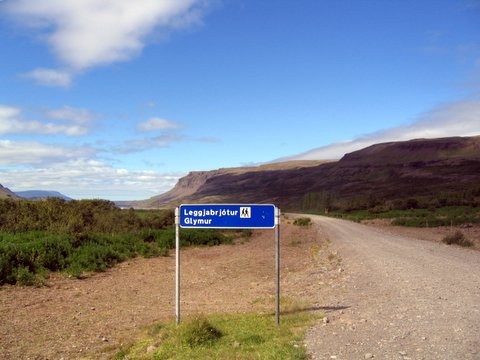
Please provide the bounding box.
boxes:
[0,104,91,136]
[0,140,96,166]
[1,158,183,200]
[280,98,480,161]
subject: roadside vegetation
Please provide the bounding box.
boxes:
[0,198,246,286]
[301,189,480,228]
[442,230,474,247]
[293,217,312,226]
[115,300,320,360]
[309,206,480,228]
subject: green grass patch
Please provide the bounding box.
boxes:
[115,308,320,360]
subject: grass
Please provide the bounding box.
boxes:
[324,206,480,227]
[115,300,320,360]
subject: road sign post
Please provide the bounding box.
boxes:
[275,207,280,325]
[175,207,180,325]
[175,204,280,325]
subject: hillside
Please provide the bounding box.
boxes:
[125,136,480,211]
[121,160,328,208]
[0,184,19,199]
[15,190,72,201]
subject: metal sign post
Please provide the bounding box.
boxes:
[174,204,280,325]
[275,207,281,325]
[175,208,180,325]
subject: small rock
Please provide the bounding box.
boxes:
[399,351,407,356]
[101,337,108,342]
[365,353,374,359]
[146,345,156,353]
[232,341,241,347]
[322,317,330,324]
[90,307,95,311]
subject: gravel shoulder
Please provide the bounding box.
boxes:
[305,215,480,360]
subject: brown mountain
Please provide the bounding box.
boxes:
[127,136,480,211]
[0,184,19,199]
[122,160,329,208]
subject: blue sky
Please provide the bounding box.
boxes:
[1,0,479,200]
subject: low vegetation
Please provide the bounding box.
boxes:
[321,206,480,228]
[115,304,319,359]
[442,230,473,247]
[293,217,312,226]
[301,186,480,220]
[0,198,246,286]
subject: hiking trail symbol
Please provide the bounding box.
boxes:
[240,207,251,218]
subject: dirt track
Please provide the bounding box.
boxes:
[305,216,480,360]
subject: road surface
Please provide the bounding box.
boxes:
[305,216,480,360]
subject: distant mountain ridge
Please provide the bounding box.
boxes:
[123,136,480,211]
[15,190,72,201]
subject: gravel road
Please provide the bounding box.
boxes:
[305,216,480,360]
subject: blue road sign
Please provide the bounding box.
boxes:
[179,204,276,229]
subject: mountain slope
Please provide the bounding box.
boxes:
[123,160,329,208]
[0,184,19,199]
[129,136,480,210]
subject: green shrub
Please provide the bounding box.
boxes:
[179,316,223,347]
[14,266,37,286]
[442,231,473,247]
[293,217,312,226]
[141,209,175,229]
[181,229,231,247]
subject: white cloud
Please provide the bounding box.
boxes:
[280,98,480,161]
[22,68,72,87]
[5,0,210,70]
[116,133,186,154]
[0,140,96,166]
[138,117,181,131]
[45,106,97,124]
[0,104,89,136]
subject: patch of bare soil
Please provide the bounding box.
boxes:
[363,219,480,249]
[0,219,339,359]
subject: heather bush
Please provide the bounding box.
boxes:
[442,231,473,247]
